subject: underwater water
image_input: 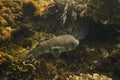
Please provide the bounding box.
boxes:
[0,0,120,80]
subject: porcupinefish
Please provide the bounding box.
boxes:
[26,35,79,58]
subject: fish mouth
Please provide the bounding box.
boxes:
[74,39,79,46]
[72,39,79,49]
[76,39,79,45]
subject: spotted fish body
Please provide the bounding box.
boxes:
[27,35,79,58]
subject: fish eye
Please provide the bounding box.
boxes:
[71,42,75,47]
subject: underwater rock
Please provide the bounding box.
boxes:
[26,35,79,58]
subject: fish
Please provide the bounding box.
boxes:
[26,35,79,58]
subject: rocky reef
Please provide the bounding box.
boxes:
[0,0,120,80]
[85,0,120,25]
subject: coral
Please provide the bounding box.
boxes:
[0,2,3,10]
[66,73,112,80]
[0,40,28,61]
[0,16,8,26]
[0,27,14,41]
[34,0,51,17]
[0,52,15,80]
[34,61,58,79]
[0,51,13,65]
[0,1,22,27]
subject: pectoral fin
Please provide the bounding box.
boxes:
[52,50,62,58]
[51,46,64,50]
[51,46,64,58]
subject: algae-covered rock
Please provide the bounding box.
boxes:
[86,0,120,25]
